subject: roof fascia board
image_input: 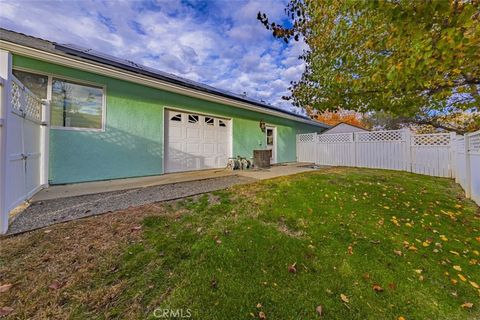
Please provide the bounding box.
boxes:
[0,40,327,128]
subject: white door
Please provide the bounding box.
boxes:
[265,126,277,164]
[164,109,231,173]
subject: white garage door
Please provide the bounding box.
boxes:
[164,109,231,173]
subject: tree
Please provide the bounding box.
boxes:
[258,0,480,133]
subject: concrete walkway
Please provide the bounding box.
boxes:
[32,168,235,201]
[7,163,320,235]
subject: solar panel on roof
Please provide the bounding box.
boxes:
[55,43,314,121]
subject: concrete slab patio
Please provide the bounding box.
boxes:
[6,163,321,235]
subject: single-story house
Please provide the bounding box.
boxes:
[322,122,368,134]
[0,28,328,232]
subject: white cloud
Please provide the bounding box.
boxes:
[0,0,307,111]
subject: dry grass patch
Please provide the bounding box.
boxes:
[0,202,170,319]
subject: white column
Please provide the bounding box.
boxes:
[464,133,472,198]
[0,50,12,234]
[449,132,456,179]
[40,100,50,186]
[403,129,412,172]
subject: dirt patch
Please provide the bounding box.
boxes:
[0,202,170,319]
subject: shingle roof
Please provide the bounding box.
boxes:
[0,28,328,127]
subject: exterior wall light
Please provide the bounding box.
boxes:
[259,120,266,132]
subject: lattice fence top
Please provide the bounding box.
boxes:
[298,133,316,142]
[10,76,43,123]
[317,133,353,143]
[356,130,404,142]
[412,133,450,146]
[469,131,480,153]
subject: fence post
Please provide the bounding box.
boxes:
[352,132,357,167]
[449,132,456,179]
[0,50,12,234]
[403,129,412,172]
[464,133,472,198]
[314,132,318,164]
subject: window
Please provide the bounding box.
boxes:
[205,117,214,126]
[170,114,182,121]
[266,128,274,146]
[51,78,104,129]
[188,114,199,124]
[219,120,226,127]
[12,69,48,99]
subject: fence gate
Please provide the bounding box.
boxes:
[4,75,46,219]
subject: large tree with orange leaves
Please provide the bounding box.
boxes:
[313,110,366,128]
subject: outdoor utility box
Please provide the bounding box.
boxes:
[253,149,272,169]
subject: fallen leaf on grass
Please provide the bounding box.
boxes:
[469,281,479,289]
[394,249,403,256]
[0,307,13,317]
[48,280,63,290]
[256,303,262,308]
[130,226,142,231]
[461,302,473,309]
[340,294,349,303]
[372,284,384,292]
[453,265,462,271]
[398,317,406,320]
[315,305,323,317]
[458,274,467,282]
[259,311,266,319]
[347,245,353,255]
[288,262,297,274]
[0,283,13,293]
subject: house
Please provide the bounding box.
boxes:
[321,122,368,134]
[0,28,328,233]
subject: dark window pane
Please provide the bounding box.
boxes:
[188,114,199,123]
[170,114,182,121]
[205,117,214,125]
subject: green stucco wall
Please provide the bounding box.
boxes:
[13,55,324,184]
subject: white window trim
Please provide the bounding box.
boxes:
[12,66,107,132]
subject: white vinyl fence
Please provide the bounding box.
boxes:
[297,129,480,205]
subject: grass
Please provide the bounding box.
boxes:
[1,168,479,319]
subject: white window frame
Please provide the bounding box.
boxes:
[12,66,107,132]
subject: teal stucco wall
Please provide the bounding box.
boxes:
[13,55,324,184]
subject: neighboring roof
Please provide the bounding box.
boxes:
[322,122,369,134]
[0,28,328,128]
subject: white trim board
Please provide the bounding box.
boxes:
[0,41,327,128]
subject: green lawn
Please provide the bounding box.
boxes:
[1,168,479,319]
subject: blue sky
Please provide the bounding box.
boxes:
[0,0,308,112]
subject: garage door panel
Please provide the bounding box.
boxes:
[168,126,184,139]
[165,110,231,173]
[203,143,215,154]
[186,127,201,139]
[186,142,200,154]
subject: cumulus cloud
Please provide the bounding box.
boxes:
[0,0,307,111]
